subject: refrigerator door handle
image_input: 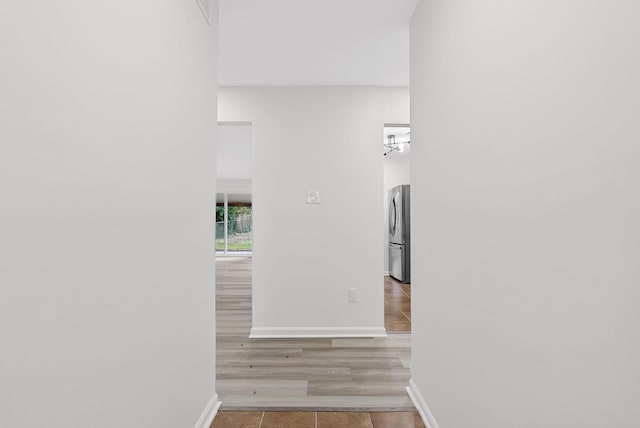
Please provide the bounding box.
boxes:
[389,198,397,236]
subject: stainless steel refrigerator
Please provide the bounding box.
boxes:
[388,185,410,283]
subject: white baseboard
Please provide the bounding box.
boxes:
[193,393,221,428]
[249,326,387,338]
[407,379,439,428]
[384,271,391,276]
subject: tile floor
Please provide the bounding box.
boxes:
[384,276,411,333]
[210,410,426,428]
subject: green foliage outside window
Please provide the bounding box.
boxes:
[216,204,252,252]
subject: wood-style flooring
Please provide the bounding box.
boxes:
[211,410,425,428]
[215,257,414,411]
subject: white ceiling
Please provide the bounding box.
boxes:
[218,0,419,86]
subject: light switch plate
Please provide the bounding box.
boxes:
[306,191,320,204]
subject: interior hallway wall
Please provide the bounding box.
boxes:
[219,87,409,336]
[409,1,640,427]
[0,2,218,427]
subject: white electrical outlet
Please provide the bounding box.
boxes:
[348,288,358,303]
[306,191,320,204]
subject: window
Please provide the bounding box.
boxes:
[216,193,252,254]
[215,198,225,252]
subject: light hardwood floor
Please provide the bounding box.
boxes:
[216,257,414,411]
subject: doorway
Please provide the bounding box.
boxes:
[383,124,412,333]
[213,120,414,410]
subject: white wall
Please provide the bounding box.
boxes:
[383,148,411,274]
[410,1,640,427]
[218,123,252,180]
[216,122,252,197]
[217,179,252,195]
[0,2,218,427]
[219,87,408,336]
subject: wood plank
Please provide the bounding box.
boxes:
[216,379,308,397]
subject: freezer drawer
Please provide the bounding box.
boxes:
[389,243,409,283]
